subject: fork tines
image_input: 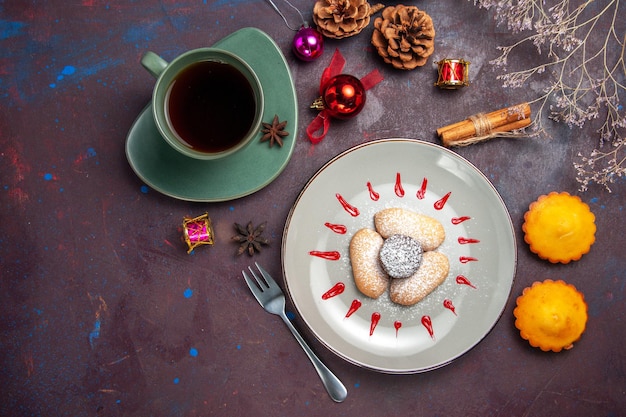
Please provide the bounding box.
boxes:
[244,263,269,290]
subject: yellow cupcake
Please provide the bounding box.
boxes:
[514,280,587,352]
[522,192,596,264]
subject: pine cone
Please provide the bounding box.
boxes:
[313,0,374,39]
[371,5,435,70]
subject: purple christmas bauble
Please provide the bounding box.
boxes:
[292,26,324,61]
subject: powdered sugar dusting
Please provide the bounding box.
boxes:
[375,208,445,251]
[349,228,389,298]
[390,252,450,306]
[379,234,423,278]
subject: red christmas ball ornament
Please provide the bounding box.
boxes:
[292,25,324,61]
[322,74,366,119]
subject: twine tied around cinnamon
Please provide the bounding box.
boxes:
[437,103,532,147]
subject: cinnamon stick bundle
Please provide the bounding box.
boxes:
[437,103,531,147]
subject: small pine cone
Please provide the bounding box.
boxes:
[371,5,436,70]
[313,0,373,39]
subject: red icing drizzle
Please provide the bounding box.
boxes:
[443,299,457,315]
[394,173,404,197]
[322,282,345,300]
[366,182,380,201]
[421,315,434,339]
[458,237,480,244]
[434,191,451,210]
[394,321,402,337]
[416,177,427,200]
[370,312,381,336]
[456,275,477,288]
[451,216,471,225]
[309,250,341,260]
[345,299,362,318]
[459,256,478,264]
[336,193,359,217]
[324,222,347,234]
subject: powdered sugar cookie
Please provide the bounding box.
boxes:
[349,228,389,299]
[389,251,450,306]
[374,208,445,251]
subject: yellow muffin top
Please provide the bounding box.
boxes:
[514,280,588,352]
[522,192,596,264]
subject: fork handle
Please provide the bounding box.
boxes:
[280,312,348,402]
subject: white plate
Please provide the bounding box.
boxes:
[282,139,517,373]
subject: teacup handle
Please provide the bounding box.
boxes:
[141,51,169,79]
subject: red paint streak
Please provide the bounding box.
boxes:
[322,282,345,300]
[421,315,434,339]
[394,172,405,197]
[8,188,29,206]
[366,182,380,201]
[369,312,381,336]
[416,177,427,199]
[309,251,341,260]
[56,209,66,220]
[345,299,362,318]
[324,222,347,234]
[336,193,360,217]
[459,256,478,264]
[443,299,457,315]
[23,353,34,377]
[451,216,471,224]
[6,146,31,182]
[458,237,480,244]
[394,321,402,337]
[434,192,451,210]
[456,275,477,288]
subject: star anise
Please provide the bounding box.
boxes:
[260,114,288,147]
[232,221,270,256]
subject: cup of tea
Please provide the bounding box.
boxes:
[141,48,264,160]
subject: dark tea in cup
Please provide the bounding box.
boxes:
[165,61,256,153]
[141,49,264,160]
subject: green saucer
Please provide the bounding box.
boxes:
[126,28,298,202]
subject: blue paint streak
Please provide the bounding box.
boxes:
[173,377,180,384]
[209,0,250,8]
[0,19,26,40]
[89,319,101,348]
[169,16,190,32]
[189,347,198,357]
[61,65,76,76]
[140,185,149,194]
[83,58,125,77]
[183,288,193,298]
[123,21,164,45]
[43,173,53,181]
[49,58,125,89]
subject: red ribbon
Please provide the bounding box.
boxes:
[306,49,384,144]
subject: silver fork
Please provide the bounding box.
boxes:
[242,262,348,403]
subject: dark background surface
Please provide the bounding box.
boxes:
[1,1,624,416]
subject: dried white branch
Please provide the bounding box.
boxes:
[471,0,625,191]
